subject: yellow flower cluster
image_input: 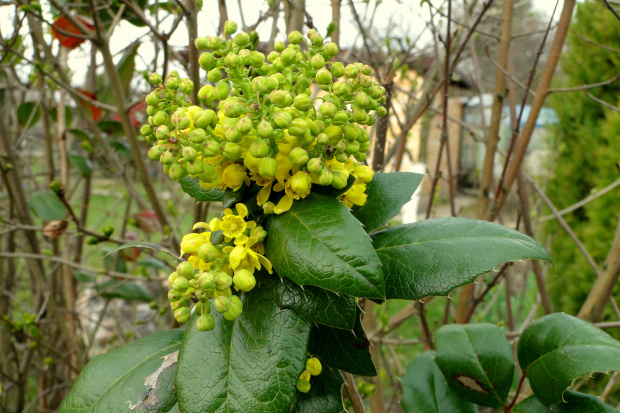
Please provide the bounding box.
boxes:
[168,203,272,331]
[296,357,323,393]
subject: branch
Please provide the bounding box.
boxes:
[586,91,620,113]
[343,371,367,413]
[548,72,620,94]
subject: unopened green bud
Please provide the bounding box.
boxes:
[236,117,253,135]
[293,93,312,112]
[188,129,206,144]
[359,141,370,153]
[199,52,217,71]
[263,201,276,214]
[202,141,221,157]
[195,110,217,129]
[280,48,297,66]
[361,65,372,76]
[223,102,243,118]
[179,79,194,94]
[205,69,221,84]
[319,101,337,118]
[345,64,359,78]
[221,143,242,161]
[250,138,270,158]
[270,89,290,107]
[156,125,171,140]
[182,146,198,161]
[214,296,231,312]
[273,111,293,129]
[290,171,311,194]
[140,124,153,137]
[171,110,191,130]
[258,157,277,178]
[196,314,215,331]
[206,36,223,50]
[198,272,216,290]
[233,32,250,46]
[325,125,343,145]
[198,164,218,183]
[233,269,256,292]
[166,77,180,90]
[316,133,329,146]
[250,226,268,242]
[289,147,309,166]
[274,41,285,52]
[149,72,162,85]
[345,140,360,154]
[288,118,307,137]
[352,106,368,122]
[316,68,332,85]
[186,160,203,175]
[258,121,274,138]
[194,37,209,50]
[267,51,279,62]
[306,158,323,174]
[215,81,231,100]
[354,91,370,108]
[306,357,322,375]
[168,163,187,180]
[145,92,159,106]
[296,379,311,393]
[310,33,323,46]
[160,151,175,165]
[325,42,339,57]
[223,296,242,321]
[318,168,333,186]
[343,124,360,141]
[214,271,233,290]
[173,277,190,292]
[358,74,372,88]
[333,80,351,97]
[177,261,195,279]
[168,289,181,302]
[148,145,165,160]
[174,307,191,323]
[224,20,237,34]
[198,85,216,104]
[377,106,387,117]
[153,111,169,126]
[246,51,265,67]
[288,31,303,44]
[332,170,348,189]
[198,241,219,262]
[355,152,367,162]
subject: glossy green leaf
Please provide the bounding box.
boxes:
[28,191,66,221]
[265,193,385,299]
[518,313,620,406]
[513,391,619,413]
[17,101,40,128]
[435,323,514,408]
[73,270,96,283]
[59,329,184,413]
[98,121,124,136]
[175,287,310,413]
[178,176,224,202]
[96,279,153,302]
[260,272,356,330]
[371,217,552,299]
[307,305,375,376]
[108,139,132,157]
[290,365,345,413]
[103,241,178,259]
[401,351,477,413]
[130,351,179,412]
[352,172,423,233]
[69,152,93,176]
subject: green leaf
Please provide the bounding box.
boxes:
[513,391,619,413]
[108,139,132,157]
[401,351,477,413]
[260,272,356,330]
[138,257,171,271]
[435,323,514,408]
[59,329,184,413]
[95,279,153,302]
[73,270,96,283]
[103,241,178,260]
[178,176,224,202]
[371,217,552,299]
[265,193,385,299]
[307,305,376,376]
[131,351,179,413]
[28,191,66,221]
[175,287,310,413]
[17,101,40,128]
[69,152,93,176]
[290,365,345,413]
[98,121,125,136]
[518,313,620,407]
[352,172,423,233]
[68,128,91,141]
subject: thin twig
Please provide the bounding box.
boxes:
[343,371,367,413]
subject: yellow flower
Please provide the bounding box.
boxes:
[210,203,257,240]
[274,194,294,214]
[180,232,210,256]
[341,182,368,208]
[224,235,273,273]
[222,163,248,191]
[353,165,374,183]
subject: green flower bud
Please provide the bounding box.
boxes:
[343,124,360,141]
[172,111,191,130]
[289,147,309,166]
[354,91,370,108]
[333,80,351,97]
[233,269,256,292]
[273,111,293,129]
[306,358,322,375]
[168,163,187,180]
[223,102,243,118]
[246,50,265,67]
[361,65,372,75]
[316,133,329,146]
[345,64,359,78]
[168,272,179,287]
[198,164,217,183]
[186,160,203,175]
[167,70,179,79]
[288,30,303,44]
[214,271,233,291]
[160,150,175,165]
[258,120,274,138]
[270,89,291,107]
[352,106,368,122]
[290,171,311,194]
[316,68,333,85]
[223,296,242,321]
[172,277,190,292]
[293,93,312,112]
[147,105,158,116]
[250,138,270,158]
[198,240,219,262]
[194,37,209,50]
[179,79,194,94]
[309,54,325,70]
[280,48,297,66]
[250,226,268,242]
[306,157,323,174]
[377,106,387,117]
[203,140,221,158]
[236,117,253,135]
[224,20,237,35]
[148,145,164,160]
[224,52,242,67]
[345,140,360,154]
[263,201,276,214]
[224,128,241,143]
[140,125,153,137]
[359,141,370,153]
[196,314,215,331]
[318,168,333,186]
[365,114,376,126]
[319,101,337,118]
[168,288,181,302]
[198,272,215,290]
[310,33,323,46]
[155,125,170,140]
[177,261,195,279]
[214,296,231,312]
[221,143,243,161]
[215,81,231,100]
[267,51,279,63]
[199,52,217,71]
[206,36,223,50]
[174,307,191,323]
[332,170,348,189]
[359,74,372,88]
[233,32,250,46]
[145,92,159,106]
[330,62,344,79]
[288,118,307,137]
[274,41,285,52]
[149,72,162,85]
[205,69,221,84]
[258,157,278,178]
[333,111,348,123]
[153,111,170,126]
[166,77,180,90]
[325,125,343,145]
[297,379,311,393]
[370,86,383,99]
[188,129,206,144]
[182,146,198,161]
[198,85,215,104]
[198,110,218,129]
[325,42,339,57]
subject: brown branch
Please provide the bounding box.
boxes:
[586,91,620,113]
[343,371,367,413]
[548,72,620,94]
[571,28,620,54]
